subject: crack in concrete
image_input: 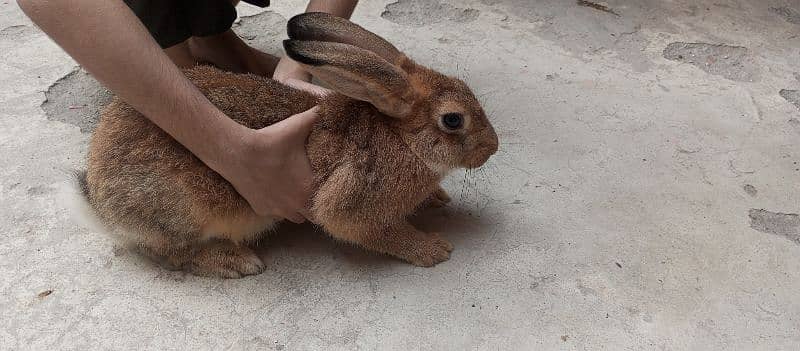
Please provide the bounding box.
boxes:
[0,24,30,34]
[577,0,620,17]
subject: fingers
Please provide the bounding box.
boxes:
[274,198,312,224]
[281,106,321,138]
[283,211,306,224]
[297,208,313,222]
[243,105,318,225]
[255,106,320,143]
[283,78,333,96]
[256,206,308,224]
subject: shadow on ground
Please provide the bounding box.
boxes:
[253,204,496,270]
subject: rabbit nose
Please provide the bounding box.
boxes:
[484,133,499,155]
[465,139,499,168]
[477,142,497,158]
[478,130,499,156]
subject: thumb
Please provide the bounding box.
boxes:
[278,106,320,137]
[283,78,333,97]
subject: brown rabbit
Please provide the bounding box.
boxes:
[79,12,498,278]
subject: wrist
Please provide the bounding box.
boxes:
[198,111,255,174]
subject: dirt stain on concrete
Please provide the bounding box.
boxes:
[663,42,759,82]
[0,25,37,44]
[789,118,800,135]
[779,89,800,111]
[743,184,757,197]
[770,6,800,25]
[576,279,598,296]
[529,273,557,289]
[382,0,480,27]
[748,209,800,244]
[477,0,660,72]
[41,69,111,133]
[232,11,287,55]
[27,185,52,196]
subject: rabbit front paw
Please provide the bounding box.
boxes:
[422,186,452,208]
[404,233,454,267]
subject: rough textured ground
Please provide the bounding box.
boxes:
[2,0,800,350]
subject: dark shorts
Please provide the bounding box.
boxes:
[124,0,270,48]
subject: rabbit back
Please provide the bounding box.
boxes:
[85,65,317,244]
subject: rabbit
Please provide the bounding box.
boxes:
[79,12,499,278]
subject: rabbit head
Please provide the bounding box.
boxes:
[284,12,499,173]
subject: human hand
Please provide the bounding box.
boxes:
[220,106,320,223]
[273,56,332,96]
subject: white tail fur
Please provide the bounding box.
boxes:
[56,171,105,232]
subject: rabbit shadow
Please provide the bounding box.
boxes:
[252,203,494,270]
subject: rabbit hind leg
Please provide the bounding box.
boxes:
[135,228,265,279]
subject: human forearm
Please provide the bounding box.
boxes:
[18,0,248,171]
[306,0,358,18]
[20,0,326,220]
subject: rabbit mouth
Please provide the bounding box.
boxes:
[464,157,490,169]
[424,160,454,176]
[464,145,498,169]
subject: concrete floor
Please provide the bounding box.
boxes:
[2,0,800,349]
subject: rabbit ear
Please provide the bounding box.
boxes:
[287,12,403,65]
[284,40,413,118]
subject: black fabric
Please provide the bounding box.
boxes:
[243,0,270,6]
[124,0,270,48]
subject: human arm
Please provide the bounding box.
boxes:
[18,0,316,222]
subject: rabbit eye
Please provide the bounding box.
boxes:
[441,113,463,130]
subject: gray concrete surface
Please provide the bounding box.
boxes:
[2,0,800,349]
